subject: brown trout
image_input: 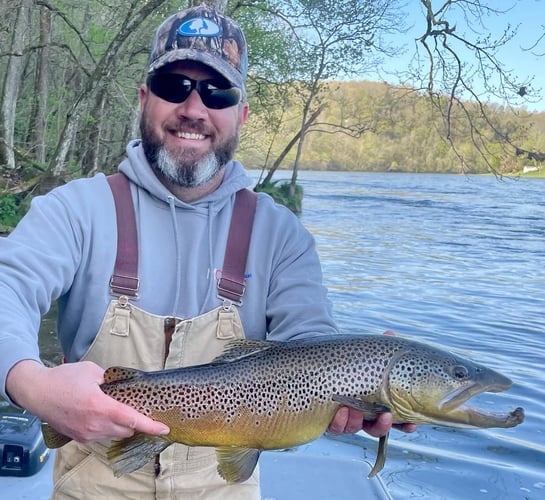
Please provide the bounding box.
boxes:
[42,334,524,482]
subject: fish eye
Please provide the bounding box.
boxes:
[453,365,469,380]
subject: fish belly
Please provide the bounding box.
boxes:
[151,403,337,451]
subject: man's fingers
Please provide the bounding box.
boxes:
[111,401,170,436]
[344,408,366,434]
[361,412,392,438]
[328,406,417,438]
[328,406,349,435]
[393,422,417,433]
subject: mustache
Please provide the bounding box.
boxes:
[170,118,213,137]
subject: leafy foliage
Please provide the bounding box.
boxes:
[254,179,303,214]
[239,79,545,174]
[0,195,18,225]
[0,192,30,229]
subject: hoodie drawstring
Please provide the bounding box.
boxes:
[167,195,183,316]
[200,201,216,315]
[167,197,218,317]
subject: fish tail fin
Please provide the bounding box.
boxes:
[107,432,172,476]
[41,423,73,449]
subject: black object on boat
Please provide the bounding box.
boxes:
[0,412,50,477]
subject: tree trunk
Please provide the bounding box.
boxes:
[81,84,107,176]
[0,0,32,170]
[261,104,324,186]
[27,5,51,165]
[290,115,308,197]
[47,0,168,183]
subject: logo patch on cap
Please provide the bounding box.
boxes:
[178,17,221,37]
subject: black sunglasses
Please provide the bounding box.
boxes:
[147,73,242,110]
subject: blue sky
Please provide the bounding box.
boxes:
[372,0,545,112]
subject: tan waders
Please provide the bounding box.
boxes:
[52,301,260,499]
[52,175,260,499]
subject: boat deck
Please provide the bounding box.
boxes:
[2,434,391,499]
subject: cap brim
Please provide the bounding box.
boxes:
[148,49,245,94]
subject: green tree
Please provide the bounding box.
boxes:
[251,0,407,204]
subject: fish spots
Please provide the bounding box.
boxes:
[102,337,462,429]
[107,338,394,422]
[96,334,520,458]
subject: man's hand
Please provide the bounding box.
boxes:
[327,329,417,438]
[6,360,169,443]
[328,407,417,437]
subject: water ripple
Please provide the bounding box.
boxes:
[299,172,545,499]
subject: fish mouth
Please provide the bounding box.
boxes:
[439,379,511,413]
[436,380,524,429]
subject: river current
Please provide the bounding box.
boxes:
[292,171,544,499]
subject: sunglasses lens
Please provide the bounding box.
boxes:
[202,86,242,109]
[148,74,192,104]
[148,74,241,109]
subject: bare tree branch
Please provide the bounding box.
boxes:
[36,0,96,63]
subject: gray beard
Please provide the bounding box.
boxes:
[155,147,220,187]
[140,114,240,189]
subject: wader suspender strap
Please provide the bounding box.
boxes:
[106,173,257,305]
[216,188,257,305]
[107,173,139,297]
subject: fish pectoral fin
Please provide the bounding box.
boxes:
[216,446,261,483]
[41,423,73,449]
[107,432,171,476]
[368,432,389,478]
[332,394,391,420]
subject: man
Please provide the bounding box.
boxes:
[0,6,412,499]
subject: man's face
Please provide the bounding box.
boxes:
[139,61,249,188]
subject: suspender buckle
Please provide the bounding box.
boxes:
[216,271,245,306]
[109,274,140,298]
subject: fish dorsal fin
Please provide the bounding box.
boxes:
[216,446,261,483]
[103,366,145,384]
[212,339,275,363]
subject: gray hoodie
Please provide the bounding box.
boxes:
[0,140,337,402]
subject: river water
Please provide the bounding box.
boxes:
[292,171,545,499]
[3,171,544,499]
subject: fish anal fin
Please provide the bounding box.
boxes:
[216,446,260,483]
[107,432,171,476]
[368,432,389,478]
[103,366,144,384]
[41,423,73,449]
[332,394,391,420]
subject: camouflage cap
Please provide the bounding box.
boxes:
[148,6,248,99]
